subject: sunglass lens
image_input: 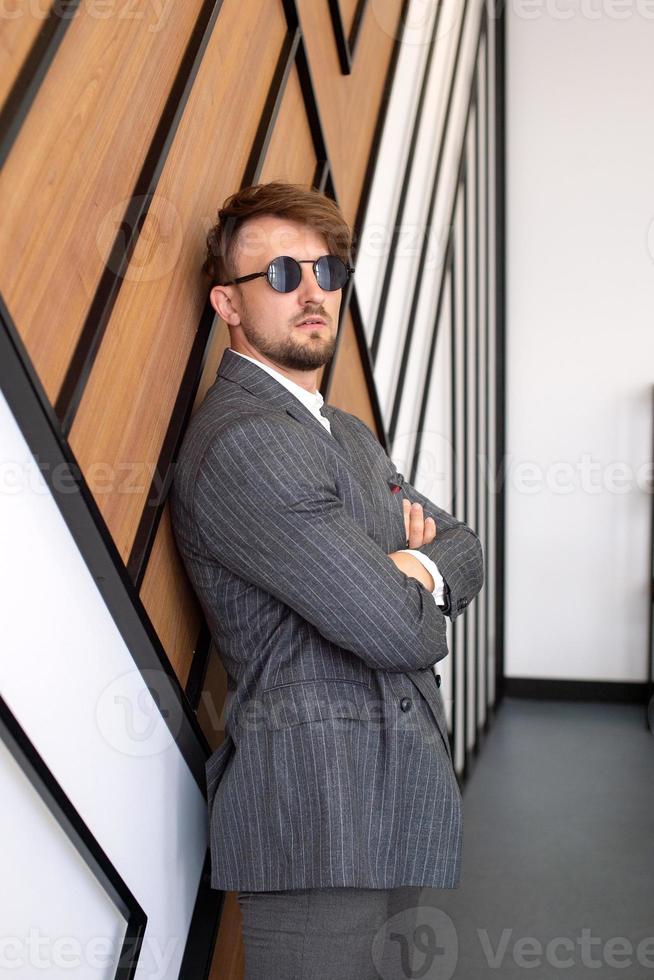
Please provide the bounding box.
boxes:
[315,255,348,291]
[268,256,302,292]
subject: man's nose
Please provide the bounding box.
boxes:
[296,262,325,306]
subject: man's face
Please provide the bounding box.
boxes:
[213,214,343,371]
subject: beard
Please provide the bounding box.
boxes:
[238,300,337,371]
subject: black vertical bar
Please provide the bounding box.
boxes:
[484,18,492,729]
[462,167,469,781]
[449,240,460,780]
[495,0,507,706]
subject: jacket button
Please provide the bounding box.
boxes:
[400,697,412,712]
[435,674,441,688]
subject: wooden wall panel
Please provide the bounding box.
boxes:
[139,506,202,688]
[259,63,316,185]
[296,0,403,227]
[327,308,377,431]
[68,0,287,562]
[0,0,206,403]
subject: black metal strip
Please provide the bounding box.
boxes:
[0,691,147,978]
[185,623,213,712]
[0,296,211,793]
[55,0,226,434]
[484,25,492,728]
[0,0,80,170]
[473,86,481,753]
[178,851,224,980]
[504,678,649,704]
[353,0,411,253]
[461,166,469,780]
[348,0,369,64]
[448,240,459,776]
[495,0,507,707]
[327,0,369,75]
[313,159,330,192]
[372,0,463,368]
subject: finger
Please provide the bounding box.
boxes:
[424,516,437,543]
[402,498,411,541]
[407,501,423,547]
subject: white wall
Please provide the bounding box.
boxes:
[0,389,207,979]
[506,0,654,681]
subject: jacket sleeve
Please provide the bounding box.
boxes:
[191,417,450,673]
[347,414,485,622]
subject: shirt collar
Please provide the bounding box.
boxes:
[229,349,325,415]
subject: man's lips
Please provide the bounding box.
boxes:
[296,317,326,328]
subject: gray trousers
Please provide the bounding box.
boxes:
[237,886,423,980]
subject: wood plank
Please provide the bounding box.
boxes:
[326,306,376,429]
[68,0,288,562]
[138,506,202,689]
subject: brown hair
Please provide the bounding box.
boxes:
[202,181,352,289]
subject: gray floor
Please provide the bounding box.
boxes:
[416,697,654,979]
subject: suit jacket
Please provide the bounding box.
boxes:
[170,346,484,891]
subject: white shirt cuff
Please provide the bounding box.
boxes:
[398,549,446,604]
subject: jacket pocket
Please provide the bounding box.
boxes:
[262,678,375,731]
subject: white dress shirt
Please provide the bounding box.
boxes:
[230,349,446,606]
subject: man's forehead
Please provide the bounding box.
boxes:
[234,216,328,264]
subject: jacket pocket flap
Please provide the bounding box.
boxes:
[262,678,375,730]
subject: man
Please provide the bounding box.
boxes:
[170,181,483,979]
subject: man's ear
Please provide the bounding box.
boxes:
[210,284,241,325]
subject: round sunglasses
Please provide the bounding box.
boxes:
[220,254,355,293]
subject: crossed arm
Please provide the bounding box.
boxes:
[193,415,484,674]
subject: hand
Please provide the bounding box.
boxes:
[387,500,437,592]
[387,550,435,592]
[402,499,437,548]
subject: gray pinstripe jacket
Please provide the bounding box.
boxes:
[170,346,484,891]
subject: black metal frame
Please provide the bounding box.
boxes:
[0,693,147,978]
[327,0,369,75]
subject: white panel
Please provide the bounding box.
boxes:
[506,0,654,681]
[0,739,126,979]
[0,391,206,979]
